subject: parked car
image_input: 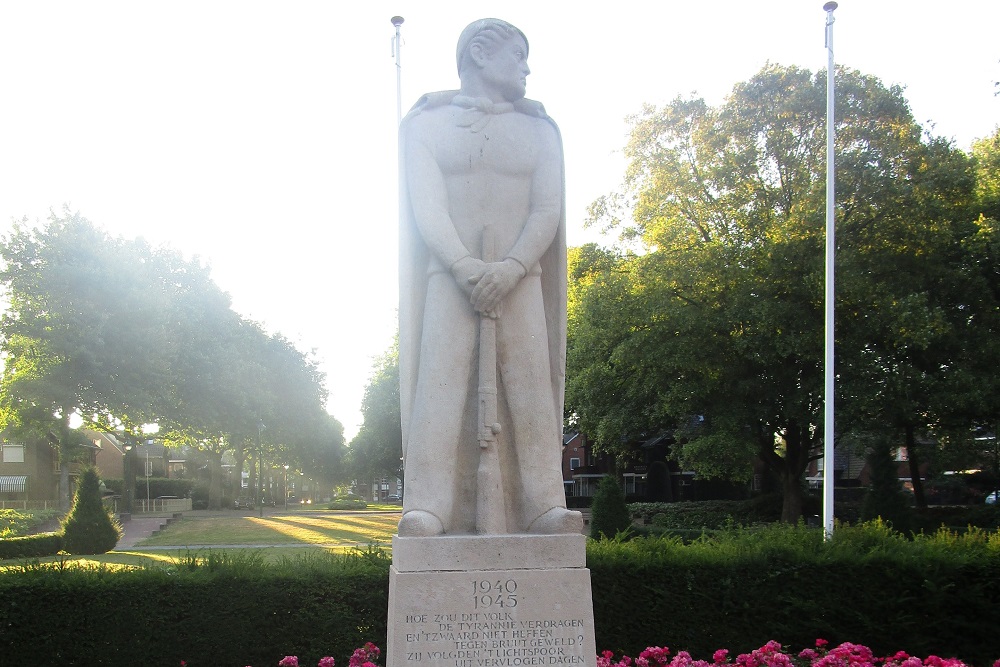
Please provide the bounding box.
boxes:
[286,496,300,505]
[385,494,402,503]
[235,496,254,510]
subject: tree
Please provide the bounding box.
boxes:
[348,341,403,492]
[1,211,346,509]
[0,212,174,506]
[569,64,978,521]
[589,475,631,539]
[61,466,122,554]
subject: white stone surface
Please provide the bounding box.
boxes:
[387,566,597,667]
[393,534,587,572]
[389,21,597,667]
[398,18,580,536]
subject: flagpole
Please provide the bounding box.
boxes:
[391,16,405,126]
[822,1,838,540]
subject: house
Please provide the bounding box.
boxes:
[562,431,609,500]
[0,436,98,509]
[561,430,750,504]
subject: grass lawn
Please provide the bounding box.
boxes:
[137,512,400,547]
[0,511,400,572]
[0,544,389,571]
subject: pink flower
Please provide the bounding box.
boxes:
[713,650,729,666]
[640,647,672,667]
[279,657,300,667]
[319,658,336,667]
[816,640,829,649]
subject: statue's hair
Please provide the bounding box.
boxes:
[456,18,528,76]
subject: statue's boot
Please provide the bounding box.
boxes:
[527,507,584,535]
[398,510,445,537]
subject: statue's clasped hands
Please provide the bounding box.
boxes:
[451,256,526,318]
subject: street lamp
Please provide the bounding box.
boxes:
[283,465,289,511]
[123,443,134,514]
[257,420,265,518]
[141,423,159,512]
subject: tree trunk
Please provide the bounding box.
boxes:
[58,411,73,510]
[209,450,223,510]
[905,424,926,509]
[778,421,810,523]
[780,468,804,523]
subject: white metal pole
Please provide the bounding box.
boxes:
[391,16,405,126]
[822,1,838,540]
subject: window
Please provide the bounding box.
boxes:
[569,457,580,470]
[2,444,24,463]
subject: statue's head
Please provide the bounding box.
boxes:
[456,18,530,102]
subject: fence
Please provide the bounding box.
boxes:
[134,497,192,513]
[0,500,60,511]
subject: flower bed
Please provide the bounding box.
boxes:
[223,639,1000,667]
[598,640,1000,667]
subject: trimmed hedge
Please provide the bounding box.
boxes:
[628,499,780,529]
[588,522,1000,666]
[2,525,999,666]
[0,532,63,559]
[103,477,197,499]
[327,497,368,510]
[0,549,391,667]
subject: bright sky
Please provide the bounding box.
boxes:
[2,1,997,441]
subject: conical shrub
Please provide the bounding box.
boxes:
[61,467,122,554]
[589,475,632,539]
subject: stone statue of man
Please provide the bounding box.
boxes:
[398,18,583,537]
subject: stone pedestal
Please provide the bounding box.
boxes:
[387,534,597,667]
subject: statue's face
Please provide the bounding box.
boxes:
[479,34,530,103]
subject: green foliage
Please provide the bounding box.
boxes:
[0,211,346,510]
[590,476,632,539]
[587,522,1000,665]
[60,468,122,555]
[568,64,985,522]
[3,527,1000,665]
[348,340,403,483]
[632,499,778,530]
[103,477,195,500]
[0,509,60,538]
[0,532,63,559]
[327,497,368,510]
[860,443,913,532]
[0,549,392,666]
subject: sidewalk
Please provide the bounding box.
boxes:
[115,513,181,550]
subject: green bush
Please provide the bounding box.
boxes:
[588,521,1000,666]
[590,475,632,539]
[327,497,368,510]
[0,548,392,666]
[2,525,1000,665]
[61,467,123,555]
[860,444,913,532]
[104,477,196,499]
[0,509,61,538]
[0,532,63,559]
[632,499,769,529]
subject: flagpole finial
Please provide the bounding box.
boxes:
[391,16,405,27]
[823,2,838,11]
